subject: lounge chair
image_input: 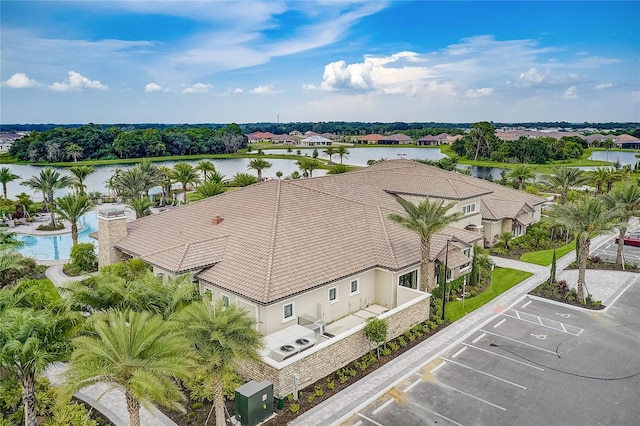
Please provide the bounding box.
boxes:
[20,218,28,225]
[7,220,15,228]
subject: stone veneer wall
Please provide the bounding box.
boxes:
[97,215,129,269]
[241,295,429,397]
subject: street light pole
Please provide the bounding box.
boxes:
[462,275,466,311]
[441,239,450,321]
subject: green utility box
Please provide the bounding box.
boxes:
[234,380,274,426]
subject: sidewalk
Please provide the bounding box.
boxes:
[44,265,178,426]
[290,232,633,426]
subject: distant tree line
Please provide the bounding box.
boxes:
[3,121,637,135]
[450,122,589,164]
[8,123,247,162]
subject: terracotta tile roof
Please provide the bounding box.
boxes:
[113,160,539,305]
[382,133,413,142]
[359,133,385,141]
[515,212,536,226]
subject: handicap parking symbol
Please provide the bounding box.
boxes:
[530,334,547,340]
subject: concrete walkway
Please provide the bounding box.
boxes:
[291,232,637,426]
[44,266,178,426]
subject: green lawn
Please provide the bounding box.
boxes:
[519,241,576,266]
[444,268,532,322]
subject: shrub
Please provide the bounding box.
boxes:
[307,394,315,403]
[397,336,407,347]
[557,279,569,294]
[389,341,400,352]
[326,380,335,390]
[192,402,203,410]
[314,386,323,397]
[380,346,392,356]
[289,403,300,413]
[69,243,98,273]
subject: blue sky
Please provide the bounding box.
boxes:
[2,1,639,124]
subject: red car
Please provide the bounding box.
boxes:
[616,231,640,247]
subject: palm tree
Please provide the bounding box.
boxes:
[190,181,225,201]
[507,164,535,191]
[170,163,201,201]
[0,232,24,250]
[247,158,272,181]
[276,171,283,179]
[157,166,173,206]
[135,160,165,196]
[541,167,589,205]
[68,165,95,196]
[323,146,336,164]
[602,138,614,161]
[0,167,20,200]
[547,196,618,301]
[297,158,321,178]
[496,231,513,249]
[127,196,155,219]
[21,168,74,226]
[64,268,198,318]
[53,194,94,245]
[230,173,258,187]
[66,143,84,162]
[588,167,617,195]
[0,283,80,426]
[0,251,30,285]
[388,197,464,292]
[176,300,263,426]
[602,182,640,266]
[196,160,217,182]
[64,310,195,426]
[327,164,350,174]
[336,146,350,164]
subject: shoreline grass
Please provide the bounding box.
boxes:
[445,267,532,322]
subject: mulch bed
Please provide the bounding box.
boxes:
[158,321,449,426]
[529,281,605,310]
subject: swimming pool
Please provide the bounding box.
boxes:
[17,212,99,261]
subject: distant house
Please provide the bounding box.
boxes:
[320,132,339,141]
[97,160,545,396]
[380,133,413,145]
[585,134,608,146]
[358,134,385,144]
[613,134,640,149]
[300,135,332,146]
[0,132,25,152]
[272,134,298,145]
[416,135,439,146]
[247,132,276,142]
[289,130,303,137]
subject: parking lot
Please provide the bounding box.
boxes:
[592,235,640,265]
[347,283,640,426]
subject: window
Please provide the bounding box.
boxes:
[350,279,359,294]
[221,294,230,307]
[328,287,338,303]
[463,248,471,257]
[462,203,476,215]
[283,303,294,321]
[399,270,418,289]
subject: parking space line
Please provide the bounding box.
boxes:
[472,332,486,343]
[412,404,465,426]
[452,346,467,359]
[480,329,559,355]
[372,399,394,416]
[440,357,527,389]
[522,300,532,308]
[462,343,545,371]
[353,421,363,426]
[404,378,422,393]
[358,413,384,426]
[493,318,506,328]
[436,381,507,411]
[430,361,446,374]
[502,309,583,336]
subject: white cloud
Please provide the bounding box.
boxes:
[182,83,213,93]
[594,82,612,90]
[563,85,578,99]
[465,88,493,98]
[234,88,243,94]
[250,85,276,94]
[519,68,547,85]
[3,73,39,88]
[145,82,163,92]
[49,71,108,91]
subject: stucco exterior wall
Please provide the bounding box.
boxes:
[240,294,430,397]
